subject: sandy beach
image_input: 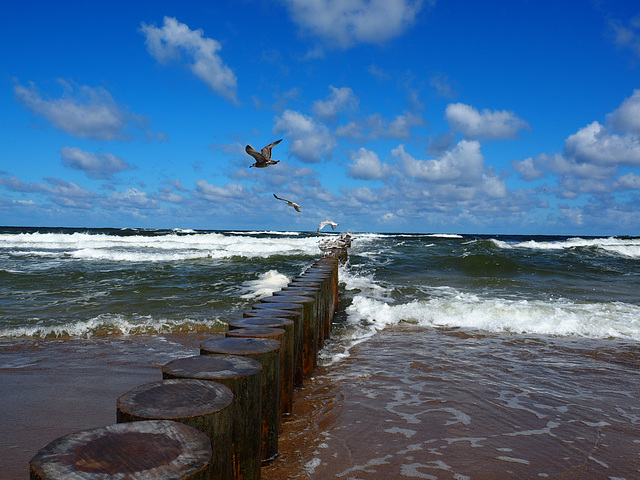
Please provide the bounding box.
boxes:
[0,333,213,480]
[4,325,638,479]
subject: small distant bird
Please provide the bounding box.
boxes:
[317,220,339,232]
[246,139,282,168]
[273,194,301,212]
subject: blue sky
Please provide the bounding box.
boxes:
[2,0,640,235]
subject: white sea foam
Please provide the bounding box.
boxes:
[0,314,225,339]
[0,231,321,262]
[491,236,640,259]
[239,270,290,299]
[345,294,640,340]
[321,263,640,365]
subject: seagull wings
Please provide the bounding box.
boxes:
[261,139,282,159]
[273,194,301,212]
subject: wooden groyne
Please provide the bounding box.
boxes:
[29,256,340,480]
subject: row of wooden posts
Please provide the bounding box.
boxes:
[29,256,340,480]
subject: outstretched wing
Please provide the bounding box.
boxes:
[261,139,282,159]
[246,145,264,163]
[273,194,286,202]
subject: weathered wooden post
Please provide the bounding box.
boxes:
[162,355,262,480]
[277,283,325,349]
[261,293,316,376]
[289,277,331,345]
[232,315,296,413]
[116,379,234,480]
[305,260,338,314]
[226,324,292,417]
[200,337,281,464]
[249,302,305,386]
[29,420,211,480]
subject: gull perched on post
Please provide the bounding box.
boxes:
[246,139,282,168]
[317,220,339,232]
[273,194,301,212]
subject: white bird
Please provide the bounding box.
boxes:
[273,194,301,212]
[246,139,282,168]
[317,220,339,232]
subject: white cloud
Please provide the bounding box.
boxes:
[396,140,485,184]
[564,121,640,167]
[194,180,249,201]
[606,89,640,134]
[616,172,640,190]
[512,157,545,181]
[60,147,134,179]
[281,0,427,48]
[348,148,390,180]
[312,86,358,121]
[445,103,530,140]
[14,82,131,141]
[108,188,159,209]
[274,110,336,163]
[141,17,237,102]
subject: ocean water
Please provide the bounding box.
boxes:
[2,227,639,344]
[2,227,640,478]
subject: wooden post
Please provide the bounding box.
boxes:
[290,276,332,343]
[226,324,293,417]
[303,270,336,320]
[278,284,325,349]
[200,338,281,464]
[162,355,262,480]
[261,294,316,376]
[249,302,305,386]
[116,379,234,480]
[304,262,338,315]
[29,420,211,480]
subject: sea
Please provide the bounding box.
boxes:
[1,226,639,479]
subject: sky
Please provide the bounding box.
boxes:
[1,0,640,235]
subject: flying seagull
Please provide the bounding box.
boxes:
[317,220,339,232]
[273,194,301,212]
[246,139,283,168]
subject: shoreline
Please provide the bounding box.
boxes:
[0,332,215,479]
[3,325,639,479]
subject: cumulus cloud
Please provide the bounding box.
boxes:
[395,140,485,184]
[274,110,336,163]
[312,86,358,121]
[281,0,427,48]
[60,147,134,179]
[141,16,237,102]
[194,180,249,201]
[606,89,640,134]
[13,82,132,141]
[348,147,390,180]
[563,121,640,167]
[512,157,545,181]
[445,103,530,140]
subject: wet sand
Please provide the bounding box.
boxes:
[0,333,213,480]
[264,326,640,479]
[2,327,639,479]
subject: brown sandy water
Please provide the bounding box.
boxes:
[0,333,213,480]
[264,326,640,480]
[1,326,639,479]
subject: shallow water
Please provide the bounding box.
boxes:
[265,326,640,479]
